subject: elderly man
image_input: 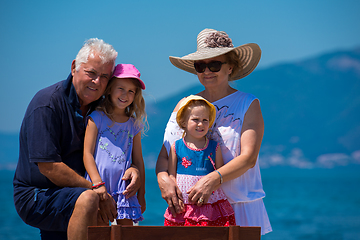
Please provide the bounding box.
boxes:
[13,38,140,240]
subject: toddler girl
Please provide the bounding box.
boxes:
[164,95,235,226]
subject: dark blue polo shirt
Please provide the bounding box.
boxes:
[13,73,98,218]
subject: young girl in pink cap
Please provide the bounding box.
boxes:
[83,64,147,225]
[164,95,235,226]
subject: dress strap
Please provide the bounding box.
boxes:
[208,138,217,170]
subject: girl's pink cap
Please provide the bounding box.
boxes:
[112,64,145,90]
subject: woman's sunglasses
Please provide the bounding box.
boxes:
[194,61,227,73]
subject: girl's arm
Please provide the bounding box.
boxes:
[83,118,108,200]
[132,132,146,213]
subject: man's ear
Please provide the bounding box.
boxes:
[71,60,76,76]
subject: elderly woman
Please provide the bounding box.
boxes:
[156,28,272,235]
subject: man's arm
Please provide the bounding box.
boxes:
[38,162,92,189]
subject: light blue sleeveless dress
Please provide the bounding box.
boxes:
[85,110,143,223]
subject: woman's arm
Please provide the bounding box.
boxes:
[215,144,224,169]
[156,98,187,217]
[217,99,264,180]
[156,145,184,217]
[168,143,177,178]
[131,132,146,213]
[187,99,264,203]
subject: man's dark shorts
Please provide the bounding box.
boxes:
[22,187,88,232]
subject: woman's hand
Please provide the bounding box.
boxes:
[157,171,184,217]
[122,166,141,198]
[187,171,220,206]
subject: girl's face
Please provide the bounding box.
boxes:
[110,78,137,113]
[183,105,210,140]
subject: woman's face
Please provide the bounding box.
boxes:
[195,55,233,89]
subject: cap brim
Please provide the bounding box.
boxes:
[113,74,146,90]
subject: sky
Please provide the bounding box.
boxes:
[1,0,359,133]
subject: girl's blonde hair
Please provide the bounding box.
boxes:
[177,100,214,138]
[176,95,216,130]
[96,77,148,133]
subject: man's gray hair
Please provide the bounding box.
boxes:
[75,38,118,71]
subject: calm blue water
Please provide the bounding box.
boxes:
[2,166,360,239]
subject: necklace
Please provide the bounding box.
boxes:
[185,136,207,150]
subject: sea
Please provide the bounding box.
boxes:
[2,166,360,240]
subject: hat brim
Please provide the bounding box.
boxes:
[113,75,146,90]
[169,43,261,81]
[176,95,216,128]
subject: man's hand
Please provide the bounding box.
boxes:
[122,166,141,198]
[98,193,117,224]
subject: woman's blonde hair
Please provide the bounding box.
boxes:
[96,77,148,133]
[224,50,242,79]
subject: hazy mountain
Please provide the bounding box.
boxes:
[1,47,360,169]
[0,132,19,169]
[144,47,360,168]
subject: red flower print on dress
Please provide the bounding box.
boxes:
[182,157,192,168]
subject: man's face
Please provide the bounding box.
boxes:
[71,52,114,107]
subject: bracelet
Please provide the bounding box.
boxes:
[92,182,105,189]
[215,170,223,184]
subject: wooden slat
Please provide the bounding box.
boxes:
[88,226,111,240]
[111,225,121,240]
[117,226,228,240]
[88,225,261,240]
[229,226,261,240]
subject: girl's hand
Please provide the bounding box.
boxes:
[94,185,108,201]
[137,194,146,213]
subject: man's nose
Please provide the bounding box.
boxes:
[92,75,101,84]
